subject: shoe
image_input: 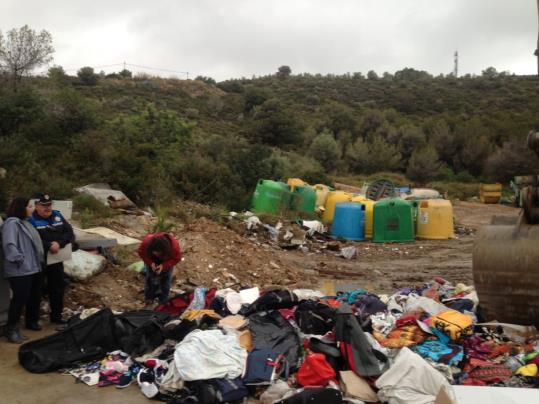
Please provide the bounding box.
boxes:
[15,326,29,340]
[116,364,141,389]
[143,299,156,310]
[25,322,42,331]
[6,325,24,344]
[50,317,67,325]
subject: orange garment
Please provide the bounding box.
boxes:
[373,324,427,349]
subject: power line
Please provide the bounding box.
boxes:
[35,61,190,78]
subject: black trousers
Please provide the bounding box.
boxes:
[7,272,42,326]
[44,263,65,320]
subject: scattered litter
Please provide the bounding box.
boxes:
[340,246,358,260]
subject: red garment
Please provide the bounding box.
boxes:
[155,287,217,316]
[464,358,512,384]
[297,353,336,387]
[138,232,182,270]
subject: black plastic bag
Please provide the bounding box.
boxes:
[19,308,120,373]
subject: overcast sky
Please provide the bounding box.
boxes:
[1,0,537,81]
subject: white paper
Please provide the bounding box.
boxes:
[239,287,260,304]
[47,243,72,265]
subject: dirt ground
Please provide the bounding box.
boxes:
[64,200,520,311]
[0,200,521,403]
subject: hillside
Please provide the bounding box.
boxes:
[0,68,538,209]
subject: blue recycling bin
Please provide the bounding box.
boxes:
[331,203,365,241]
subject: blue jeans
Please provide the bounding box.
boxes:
[144,265,173,304]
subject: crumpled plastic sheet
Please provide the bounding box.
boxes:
[371,312,397,336]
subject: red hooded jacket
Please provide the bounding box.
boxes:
[138,232,182,271]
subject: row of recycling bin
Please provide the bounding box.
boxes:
[251,179,454,242]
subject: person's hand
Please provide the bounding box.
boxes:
[49,242,60,254]
[155,265,163,275]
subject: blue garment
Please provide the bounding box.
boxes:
[1,217,42,278]
[413,329,464,366]
[144,264,173,304]
[187,287,208,311]
[337,289,368,304]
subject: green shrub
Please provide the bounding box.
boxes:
[72,194,116,228]
[427,181,479,200]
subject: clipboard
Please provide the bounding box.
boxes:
[47,243,72,265]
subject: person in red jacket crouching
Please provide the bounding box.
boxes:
[138,232,182,306]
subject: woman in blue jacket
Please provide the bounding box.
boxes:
[1,197,44,343]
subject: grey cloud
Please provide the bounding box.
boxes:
[0,0,536,80]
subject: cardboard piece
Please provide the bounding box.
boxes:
[450,385,539,404]
[340,370,378,402]
[47,243,72,265]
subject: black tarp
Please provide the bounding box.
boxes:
[248,310,301,371]
[19,308,119,373]
[19,309,171,373]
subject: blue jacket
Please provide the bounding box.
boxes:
[28,210,74,253]
[1,217,42,278]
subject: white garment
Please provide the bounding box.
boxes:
[259,380,296,404]
[215,288,242,314]
[174,329,247,381]
[239,287,259,304]
[370,312,397,336]
[405,294,448,316]
[375,348,455,404]
[160,363,185,393]
[385,294,408,317]
[293,289,324,300]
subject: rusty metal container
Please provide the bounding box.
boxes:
[473,220,539,327]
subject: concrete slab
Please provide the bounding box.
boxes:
[74,228,118,250]
[83,227,141,247]
[0,323,149,403]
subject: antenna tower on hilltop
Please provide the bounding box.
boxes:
[453,50,459,77]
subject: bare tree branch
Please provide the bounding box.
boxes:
[0,25,54,90]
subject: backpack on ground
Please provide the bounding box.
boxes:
[335,303,388,377]
[294,300,336,335]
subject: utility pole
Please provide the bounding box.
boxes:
[123,61,126,71]
[535,0,538,75]
[453,51,459,78]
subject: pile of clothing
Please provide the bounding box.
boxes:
[18,278,539,403]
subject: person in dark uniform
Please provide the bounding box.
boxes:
[28,193,75,325]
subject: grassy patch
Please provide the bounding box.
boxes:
[426,181,479,200]
[168,199,229,224]
[72,195,117,228]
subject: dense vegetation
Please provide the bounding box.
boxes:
[1,65,538,210]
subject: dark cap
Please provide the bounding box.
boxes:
[34,193,53,205]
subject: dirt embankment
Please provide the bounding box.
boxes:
[66,201,520,311]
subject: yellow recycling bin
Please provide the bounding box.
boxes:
[350,195,376,239]
[360,199,376,239]
[287,178,307,191]
[314,184,331,211]
[351,195,367,203]
[323,191,353,223]
[416,199,455,239]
